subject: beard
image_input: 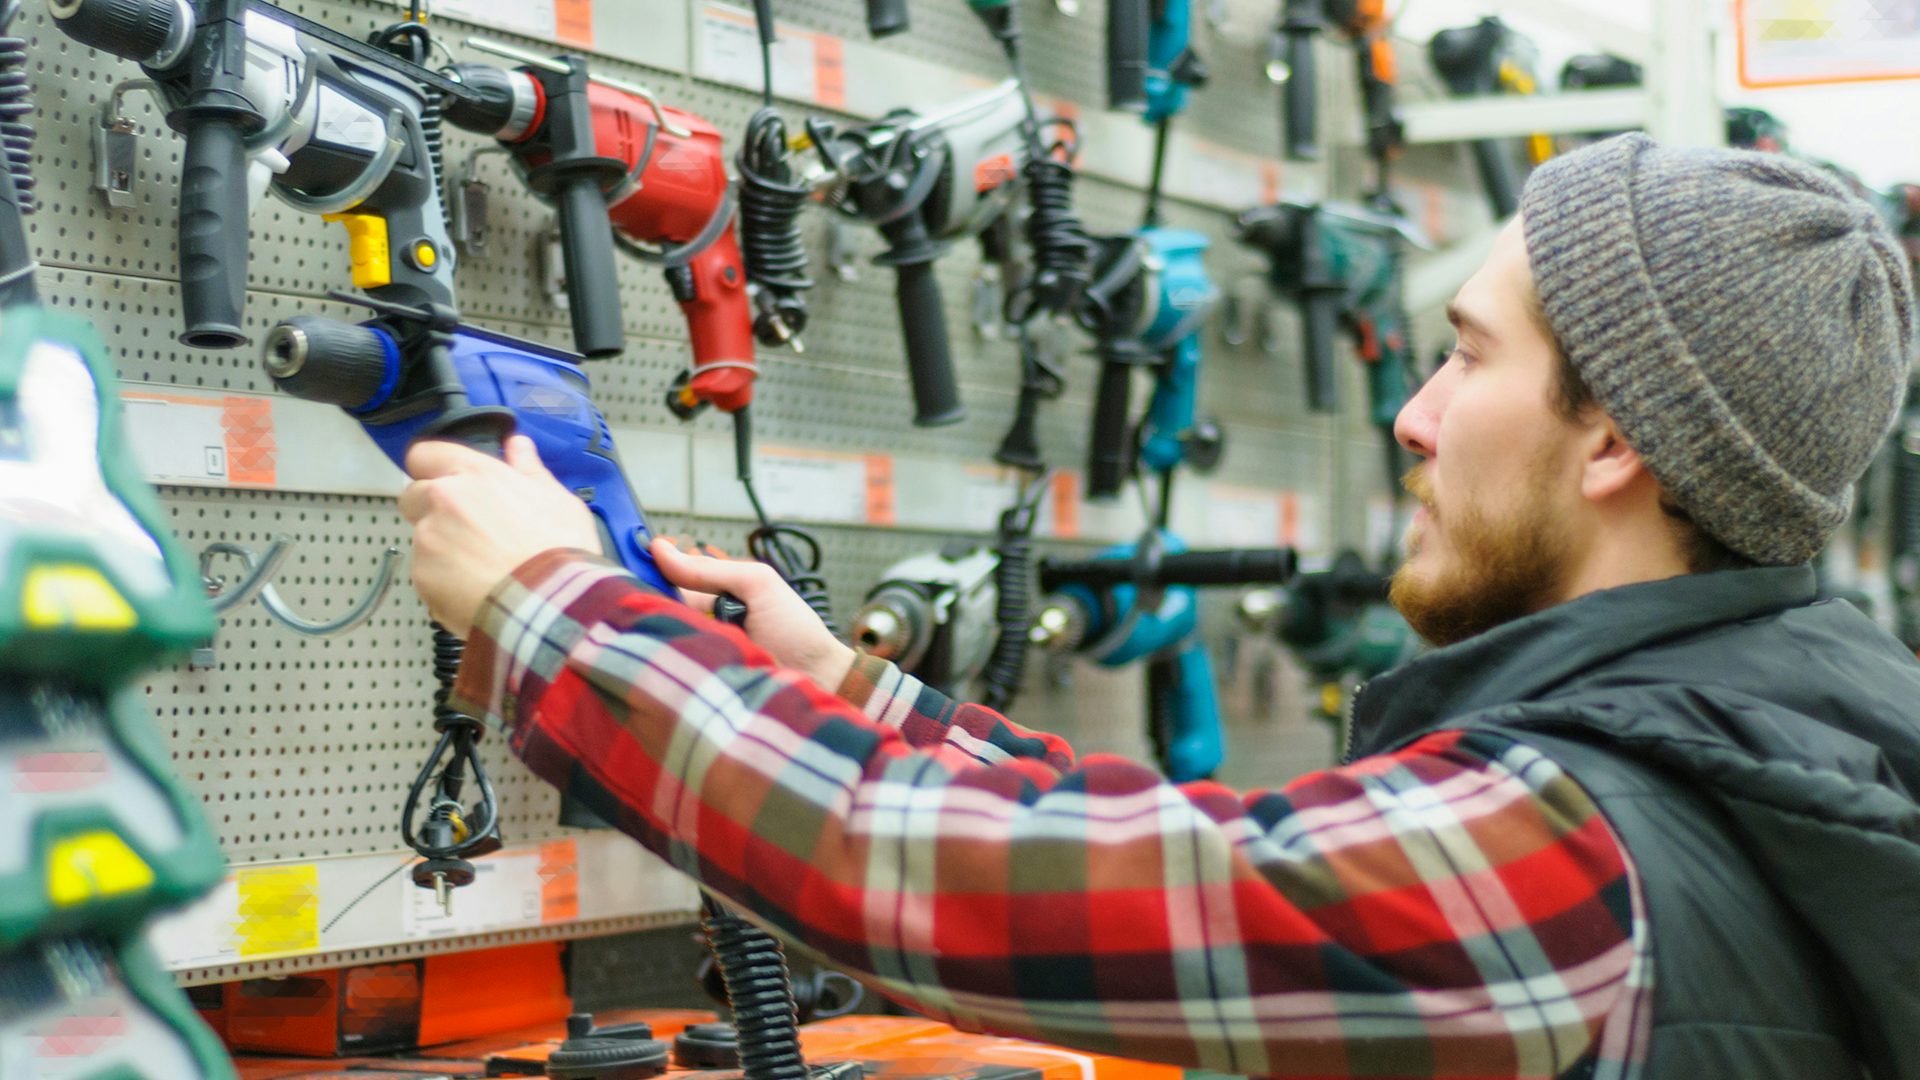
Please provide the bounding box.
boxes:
[1389,461,1575,647]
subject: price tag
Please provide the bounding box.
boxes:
[405,0,586,45]
[1048,471,1081,539]
[234,864,320,959]
[122,391,277,487]
[539,839,580,923]
[403,850,542,939]
[750,447,884,524]
[697,4,846,109]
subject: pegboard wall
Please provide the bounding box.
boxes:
[19,0,1488,979]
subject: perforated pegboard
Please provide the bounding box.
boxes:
[13,0,1482,978]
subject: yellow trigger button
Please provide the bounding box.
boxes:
[322,212,392,289]
[23,565,136,631]
[413,241,437,270]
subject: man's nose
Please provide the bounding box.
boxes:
[1394,362,1450,459]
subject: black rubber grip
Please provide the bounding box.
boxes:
[1282,32,1318,160]
[892,257,964,427]
[1470,139,1520,219]
[177,119,250,348]
[420,407,516,459]
[556,175,626,358]
[1040,547,1298,592]
[1303,289,1340,413]
[1107,0,1149,110]
[1087,357,1134,500]
[49,0,181,63]
[263,315,393,409]
[0,151,32,307]
[866,0,909,38]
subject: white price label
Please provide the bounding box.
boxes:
[403,850,543,939]
[696,4,845,108]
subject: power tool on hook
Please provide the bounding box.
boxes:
[1033,535,1296,781]
[807,80,1029,426]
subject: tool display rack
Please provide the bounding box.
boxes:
[19,0,1493,984]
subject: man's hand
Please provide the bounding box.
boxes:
[400,435,600,637]
[652,538,856,691]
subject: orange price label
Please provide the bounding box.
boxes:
[864,455,896,526]
[555,0,593,46]
[1049,472,1080,539]
[814,34,846,109]
[539,839,580,923]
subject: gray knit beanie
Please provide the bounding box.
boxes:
[1520,133,1917,566]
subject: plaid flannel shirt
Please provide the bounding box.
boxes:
[454,551,1653,1079]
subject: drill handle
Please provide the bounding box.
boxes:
[555,173,627,358]
[1087,349,1139,500]
[866,0,909,37]
[1147,638,1223,782]
[1302,287,1341,413]
[1280,10,1321,161]
[1140,334,1200,474]
[1108,0,1151,110]
[879,212,964,427]
[673,224,758,414]
[1468,139,1520,219]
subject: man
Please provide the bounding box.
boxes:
[399,134,1920,1078]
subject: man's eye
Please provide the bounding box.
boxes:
[1449,347,1475,367]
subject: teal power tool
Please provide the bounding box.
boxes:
[0,937,236,1079]
[0,308,225,950]
[1033,536,1295,780]
[1234,200,1421,489]
[1237,549,1416,720]
[1073,228,1225,502]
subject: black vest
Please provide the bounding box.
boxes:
[1351,567,1920,1079]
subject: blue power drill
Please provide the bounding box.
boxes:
[1075,227,1224,500]
[264,313,676,596]
[1033,536,1295,781]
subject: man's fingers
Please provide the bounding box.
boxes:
[652,536,773,598]
[503,434,556,482]
[398,479,433,524]
[405,438,496,481]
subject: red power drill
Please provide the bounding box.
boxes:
[445,42,754,417]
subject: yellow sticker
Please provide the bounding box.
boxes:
[234,864,321,958]
[46,831,154,907]
[23,565,136,630]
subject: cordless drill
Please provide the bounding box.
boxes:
[1235,201,1418,486]
[1073,228,1224,501]
[50,0,474,348]
[808,81,1029,426]
[1033,535,1296,781]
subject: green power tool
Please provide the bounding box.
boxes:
[0,936,236,1079]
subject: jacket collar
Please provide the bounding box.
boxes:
[1349,565,1818,759]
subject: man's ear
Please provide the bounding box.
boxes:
[1580,416,1650,503]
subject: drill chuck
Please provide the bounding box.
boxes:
[1030,596,1090,652]
[444,63,541,142]
[263,316,397,412]
[851,589,931,669]
[48,0,192,68]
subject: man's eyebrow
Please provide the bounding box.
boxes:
[1446,301,1497,344]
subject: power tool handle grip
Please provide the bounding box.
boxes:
[556,175,627,358]
[1282,31,1319,160]
[866,0,909,38]
[1107,0,1149,110]
[178,118,251,347]
[1470,139,1520,219]
[1302,289,1340,413]
[1087,356,1135,500]
[1038,547,1297,591]
[419,408,517,460]
[892,255,965,427]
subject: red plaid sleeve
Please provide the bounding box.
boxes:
[453,552,1652,1080]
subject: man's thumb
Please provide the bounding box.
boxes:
[653,537,767,596]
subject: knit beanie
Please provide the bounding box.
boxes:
[1520,133,1916,566]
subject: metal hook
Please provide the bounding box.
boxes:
[199,537,403,637]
